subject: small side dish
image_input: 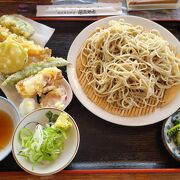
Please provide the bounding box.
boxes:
[0,96,20,161]
[12,108,80,176]
[167,114,180,147]
[0,110,14,150]
[18,111,72,169]
[162,111,180,161]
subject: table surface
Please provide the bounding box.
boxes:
[0,20,180,173]
[1,171,180,180]
[0,1,180,21]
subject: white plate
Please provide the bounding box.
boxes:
[67,15,180,126]
[0,78,73,117]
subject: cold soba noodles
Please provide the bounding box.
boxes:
[77,19,180,116]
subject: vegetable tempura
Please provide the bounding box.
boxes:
[16,67,63,98]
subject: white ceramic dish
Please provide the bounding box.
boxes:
[12,108,80,176]
[0,78,73,117]
[67,15,180,126]
[0,96,20,161]
[162,110,180,162]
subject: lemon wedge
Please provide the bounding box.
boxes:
[0,37,28,74]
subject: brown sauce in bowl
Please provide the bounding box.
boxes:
[0,110,14,149]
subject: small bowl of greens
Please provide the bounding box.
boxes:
[162,110,180,162]
[12,108,80,176]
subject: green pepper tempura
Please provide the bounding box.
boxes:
[18,111,72,169]
[2,57,68,86]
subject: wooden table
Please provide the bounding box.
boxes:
[1,170,180,179]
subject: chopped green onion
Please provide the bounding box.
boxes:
[18,123,67,169]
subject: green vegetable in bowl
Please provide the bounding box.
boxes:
[167,124,180,137]
[18,111,72,169]
[46,110,59,123]
[167,119,180,147]
[177,131,180,146]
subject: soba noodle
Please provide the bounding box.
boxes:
[79,19,180,110]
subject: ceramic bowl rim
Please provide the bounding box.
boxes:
[12,107,80,176]
[0,96,20,161]
[162,112,180,162]
[0,96,20,118]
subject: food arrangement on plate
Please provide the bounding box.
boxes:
[67,15,180,126]
[0,15,72,116]
[77,19,180,117]
[0,15,78,175]
[0,96,20,161]
[0,14,180,176]
[12,108,80,176]
[162,111,180,161]
[18,111,72,168]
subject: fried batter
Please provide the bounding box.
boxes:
[16,67,63,98]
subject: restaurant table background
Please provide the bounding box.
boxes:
[0,0,180,21]
[0,20,180,173]
[0,171,180,180]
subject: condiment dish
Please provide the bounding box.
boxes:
[12,107,80,176]
[0,96,20,161]
[162,110,180,161]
